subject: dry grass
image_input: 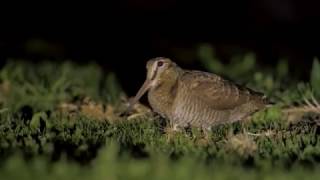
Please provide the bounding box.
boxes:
[282,94,320,125]
[225,133,257,157]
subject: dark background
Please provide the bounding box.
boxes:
[1,0,320,95]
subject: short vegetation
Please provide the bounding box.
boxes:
[1,44,320,179]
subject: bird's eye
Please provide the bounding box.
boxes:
[157,61,164,67]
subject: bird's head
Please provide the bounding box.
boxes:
[127,57,181,111]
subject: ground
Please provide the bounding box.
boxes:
[1,47,320,179]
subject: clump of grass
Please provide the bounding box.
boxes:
[0,60,103,111]
[0,54,320,179]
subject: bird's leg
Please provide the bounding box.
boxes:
[195,127,212,146]
[167,119,184,132]
[173,124,180,131]
[164,123,183,142]
[240,114,257,135]
[202,127,212,140]
[242,114,254,123]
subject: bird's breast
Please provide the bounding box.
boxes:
[147,87,175,119]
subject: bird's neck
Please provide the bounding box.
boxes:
[148,72,180,117]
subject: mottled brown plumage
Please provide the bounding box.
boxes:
[128,57,269,130]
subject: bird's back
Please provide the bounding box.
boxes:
[170,70,268,128]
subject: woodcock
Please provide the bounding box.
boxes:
[127,57,270,131]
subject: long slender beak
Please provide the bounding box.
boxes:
[126,79,152,113]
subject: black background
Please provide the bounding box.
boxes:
[1,0,320,95]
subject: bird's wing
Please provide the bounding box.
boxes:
[180,70,263,110]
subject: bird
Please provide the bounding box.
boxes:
[127,57,270,131]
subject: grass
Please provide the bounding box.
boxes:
[1,47,320,179]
